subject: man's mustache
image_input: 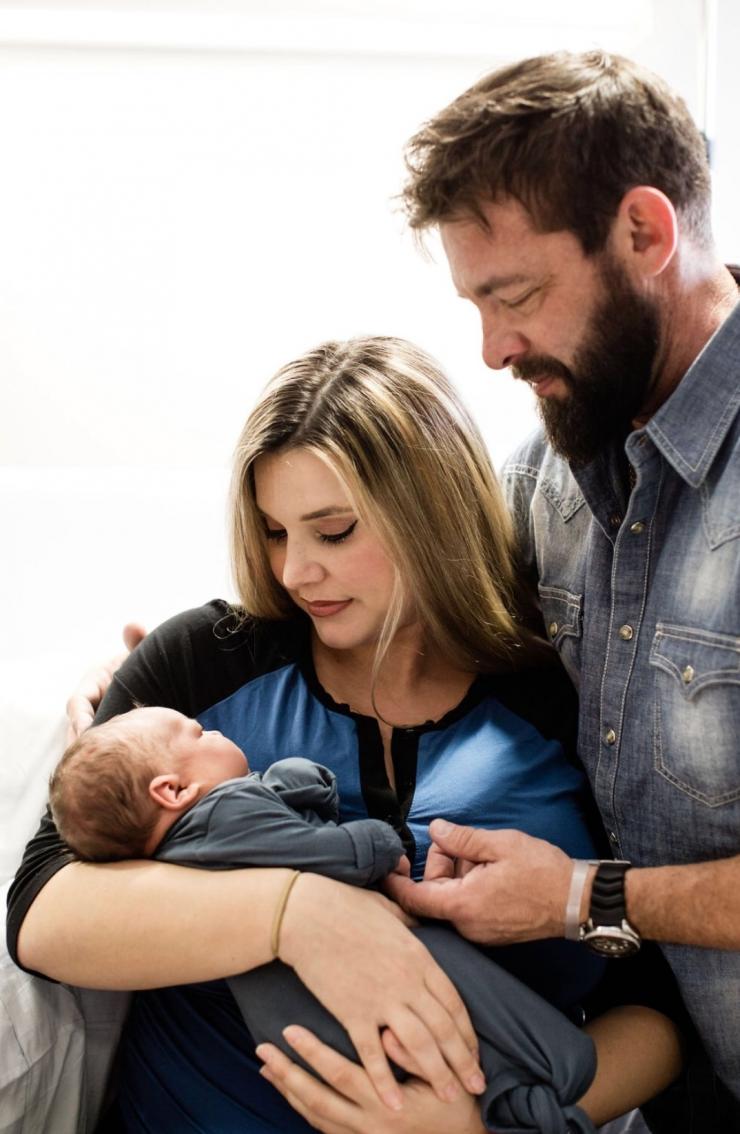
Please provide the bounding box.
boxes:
[511,355,574,385]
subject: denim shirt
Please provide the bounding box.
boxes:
[502,299,740,1099]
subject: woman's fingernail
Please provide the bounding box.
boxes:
[468,1071,486,1094]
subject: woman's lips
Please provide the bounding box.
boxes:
[304,599,353,618]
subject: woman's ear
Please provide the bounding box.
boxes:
[611,186,678,279]
[149,774,199,812]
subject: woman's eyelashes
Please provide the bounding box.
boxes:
[263,519,358,545]
[319,519,358,544]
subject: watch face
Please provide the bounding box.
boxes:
[582,926,641,958]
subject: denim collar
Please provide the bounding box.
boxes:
[643,287,740,488]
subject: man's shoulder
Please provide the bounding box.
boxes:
[500,428,584,519]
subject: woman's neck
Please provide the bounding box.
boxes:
[311,624,474,727]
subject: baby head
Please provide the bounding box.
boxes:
[49,706,248,861]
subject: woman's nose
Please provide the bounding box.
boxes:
[280,541,325,591]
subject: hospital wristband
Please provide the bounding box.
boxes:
[564,859,593,941]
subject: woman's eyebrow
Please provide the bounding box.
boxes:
[299,506,354,521]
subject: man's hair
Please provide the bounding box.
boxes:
[402,50,712,253]
[230,335,544,681]
[49,719,162,861]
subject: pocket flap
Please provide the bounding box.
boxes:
[650,623,740,700]
[537,585,583,646]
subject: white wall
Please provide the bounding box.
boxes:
[0,1,730,871]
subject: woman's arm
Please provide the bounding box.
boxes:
[580,1005,685,1126]
[16,864,483,1109]
[16,859,280,988]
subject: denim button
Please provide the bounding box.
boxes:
[618,624,634,641]
[630,520,645,534]
[604,728,617,745]
[548,620,559,638]
[609,513,622,529]
[682,664,695,684]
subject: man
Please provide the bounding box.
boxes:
[59,49,740,1131]
[382,49,740,1124]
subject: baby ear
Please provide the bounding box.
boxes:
[149,774,199,812]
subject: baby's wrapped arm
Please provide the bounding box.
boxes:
[158,773,404,886]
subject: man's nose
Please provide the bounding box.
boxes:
[481,315,529,371]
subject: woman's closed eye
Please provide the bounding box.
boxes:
[318,519,357,544]
[263,519,358,545]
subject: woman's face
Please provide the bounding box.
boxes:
[253,448,402,652]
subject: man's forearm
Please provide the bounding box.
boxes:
[622,854,740,948]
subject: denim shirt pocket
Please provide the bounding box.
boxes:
[537,584,583,682]
[650,622,740,805]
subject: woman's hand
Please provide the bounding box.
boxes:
[278,874,485,1111]
[257,1026,485,1134]
[65,622,146,741]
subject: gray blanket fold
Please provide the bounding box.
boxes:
[231,924,597,1134]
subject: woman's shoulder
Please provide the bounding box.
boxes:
[104,601,312,721]
[150,600,308,659]
[481,658,578,751]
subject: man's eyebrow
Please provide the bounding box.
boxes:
[467,273,532,300]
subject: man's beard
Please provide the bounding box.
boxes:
[513,256,661,467]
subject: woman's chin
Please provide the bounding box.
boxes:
[310,620,379,653]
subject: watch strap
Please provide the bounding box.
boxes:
[589,860,632,927]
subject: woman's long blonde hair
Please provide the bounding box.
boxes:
[230,336,532,675]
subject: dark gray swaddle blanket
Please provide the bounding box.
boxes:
[233,925,597,1134]
[157,758,597,1133]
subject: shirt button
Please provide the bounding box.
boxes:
[630,521,645,534]
[608,830,619,844]
[548,621,559,639]
[618,624,634,641]
[682,665,695,684]
[604,728,617,746]
[609,513,623,529]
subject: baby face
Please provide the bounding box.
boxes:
[123,706,249,789]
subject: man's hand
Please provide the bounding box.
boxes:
[384,820,573,944]
[65,622,146,742]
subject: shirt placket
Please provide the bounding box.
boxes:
[570,439,657,855]
[590,437,662,855]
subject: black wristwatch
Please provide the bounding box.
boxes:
[579,860,641,957]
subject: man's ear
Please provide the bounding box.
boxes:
[611,186,678,279]
[149,774,199,812]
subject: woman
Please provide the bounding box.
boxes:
[8,337,684,1132]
